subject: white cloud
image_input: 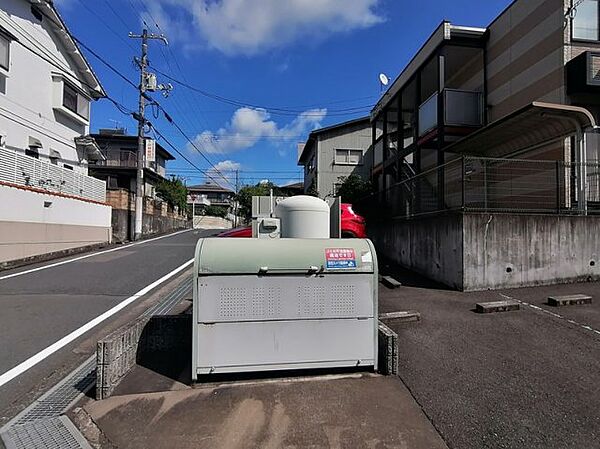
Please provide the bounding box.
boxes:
[189,107,327,154]
[145,0,383,55]
[206,160,241,187]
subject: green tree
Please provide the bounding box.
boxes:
[156,177,188,211]
[336,174,372,205]
[235,181,283,222]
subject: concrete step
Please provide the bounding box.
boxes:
[475,300,520,314]
[379,311,421,324]
[380,275,402,289]
[548,294,592,307]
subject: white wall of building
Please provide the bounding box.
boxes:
[0,0,97,175]
[0,184,111,263]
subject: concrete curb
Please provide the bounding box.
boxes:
[475,300,520,313]
[380,311,421,324]
[380,275,402,289]
[548,294,592,307]
[378,321,399,376]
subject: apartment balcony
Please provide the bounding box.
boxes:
[0,147,107,202]
[418,89,484,139]
[93,150,137,168]
[566,51,600,95]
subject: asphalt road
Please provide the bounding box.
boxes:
[380,265,600,449]
[0,228,213,423]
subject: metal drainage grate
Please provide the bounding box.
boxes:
[0,275,192,449]
[6,358,95,428]
[1,417,92,449]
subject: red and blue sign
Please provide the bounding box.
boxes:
[325,248,357,269]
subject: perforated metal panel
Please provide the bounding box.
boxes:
[193,238,378,376]
[198,275,372,323]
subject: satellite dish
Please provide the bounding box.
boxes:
[379,73,389,86]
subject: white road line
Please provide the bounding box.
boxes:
[0,229,193,281]
[499,293,600,337]
[0,258,193,388]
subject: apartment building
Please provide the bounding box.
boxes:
[298,117,372,199]
[0,0,110,265]
[365,0,600,291]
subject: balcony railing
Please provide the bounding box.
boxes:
[0,147,106,202]
[92,150,137,168]
[418,89,484,137]
[356,156,600,219]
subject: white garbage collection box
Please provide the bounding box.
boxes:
[192,238,378,377]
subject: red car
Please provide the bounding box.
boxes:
[217,203,367,238]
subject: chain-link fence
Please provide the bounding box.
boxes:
[356,156,600,219]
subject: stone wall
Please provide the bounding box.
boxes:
[107,189,189,243]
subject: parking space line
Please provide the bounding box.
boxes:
[499,293,600,337]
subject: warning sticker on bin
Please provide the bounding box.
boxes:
[325,248,357,269]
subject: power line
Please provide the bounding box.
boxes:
[2,12,220,189]
[146,64,374,117]
[61,29,234,188]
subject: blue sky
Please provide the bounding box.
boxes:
[56,0,512,189]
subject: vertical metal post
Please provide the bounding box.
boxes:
[483,159,488,211]
[581,131,588,215]
[193,199,196,226]
[556,160,561,214]
[461,157,466,210]
[234,169,239,227]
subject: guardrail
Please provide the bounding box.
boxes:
[0,147,107,202]
[357,156,600,219]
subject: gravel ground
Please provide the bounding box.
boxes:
[379,264,600,449]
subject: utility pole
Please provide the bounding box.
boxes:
[234,169,240,227]
[129,29,171,240]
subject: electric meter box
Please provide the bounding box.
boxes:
[192,238,378,377]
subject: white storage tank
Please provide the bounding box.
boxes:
[275,195,330,238]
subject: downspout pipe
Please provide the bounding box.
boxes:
[541,113,587,215]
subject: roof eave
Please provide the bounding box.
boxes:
[371,21,487,119]
[35,0,106,99]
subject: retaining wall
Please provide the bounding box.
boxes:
[369,214,464,290]
[369,212,600,291]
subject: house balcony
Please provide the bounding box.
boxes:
[418,89,484,140]
[0,146,106,202]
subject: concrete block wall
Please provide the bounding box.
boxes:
[106,189,190,243]
[96,315,191,400]
[377,321,398,376]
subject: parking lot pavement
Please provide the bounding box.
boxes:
[379,265,600,449]
[79,375,449,449]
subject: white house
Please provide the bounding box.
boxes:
[0,0,111,265]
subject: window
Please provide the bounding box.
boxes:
[573,0,599,40]
[63,84,78,114]
[0,34,9,71]
[49,149,60,165]
[25,147,39,159]
[334,149,363,165]
[61,82,90,120]
[63,164,73,170]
